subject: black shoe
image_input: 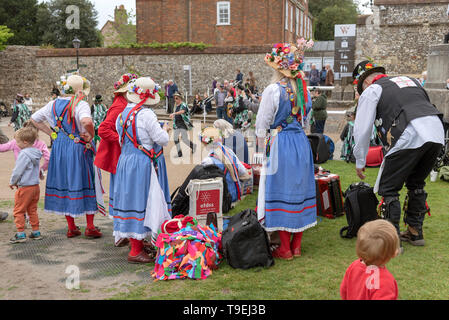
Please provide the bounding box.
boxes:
[191,144,197,154]
[177,151,183,158]
[400,227,425,246]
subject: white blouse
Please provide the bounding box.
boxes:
[31,97,91,134]
[255,83,281,138]
[116,103,169,150]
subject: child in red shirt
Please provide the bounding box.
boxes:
[340,219,400,300]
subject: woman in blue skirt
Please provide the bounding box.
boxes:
[113,77,171,264]
[256,41,317,260]
[31,75,103,239]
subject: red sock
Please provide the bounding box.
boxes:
[65,216,76,230]
[129,239,144,256]
[86,214,95,229]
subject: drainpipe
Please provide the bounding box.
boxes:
[187,0,192,41]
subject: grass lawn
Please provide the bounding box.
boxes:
[112,160,449,300]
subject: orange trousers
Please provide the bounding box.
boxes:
[13,185,40,232]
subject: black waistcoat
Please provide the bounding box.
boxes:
[373,76,442,151]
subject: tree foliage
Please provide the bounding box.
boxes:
[0,0,42,45]
[0,25,14,50]
[309,0,359,41]
[37,0,101,48]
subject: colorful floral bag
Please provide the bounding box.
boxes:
[152,216,222,281]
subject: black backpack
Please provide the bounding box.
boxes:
[170,164,232,216]
[340,182,379,239]
[221,209,274,269]
[308,133,330,164]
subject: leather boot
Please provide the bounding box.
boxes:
[272,231,293,260]
[291,232,303,257]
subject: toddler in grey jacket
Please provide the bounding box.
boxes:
[9,127,43,243]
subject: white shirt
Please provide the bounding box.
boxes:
[116,103,169,150]
[32,97,91,134]
[255,83,281,137]
[353,83,444,169]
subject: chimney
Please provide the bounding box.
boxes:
[114,5,127,25]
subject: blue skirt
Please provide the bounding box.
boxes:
[45,133,97,217]
[112,145,171,240]
[263,125,317,232]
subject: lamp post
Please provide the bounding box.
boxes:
[72,37,81,71]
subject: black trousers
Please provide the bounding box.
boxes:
[378,142,442,233]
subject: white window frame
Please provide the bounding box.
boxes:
[285,0,289,30]
[295,7,299,35]
[300,11,304,36]
[216,1,231,26]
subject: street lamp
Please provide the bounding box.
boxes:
[72,37,81,71]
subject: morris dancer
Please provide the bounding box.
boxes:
[200,127,250,204]
[10,94,31,131]
[352,60,444,248]
[113,77,172,263]
[31,75,103,238]
[256,40,317,260]
[94,73,137,247]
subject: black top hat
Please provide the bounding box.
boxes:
[95,94,102,101]
[352,60,386,95]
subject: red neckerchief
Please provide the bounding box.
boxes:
[372,74,388,84]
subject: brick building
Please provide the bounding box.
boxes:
[100,5,136,47]
[136,0,313,46]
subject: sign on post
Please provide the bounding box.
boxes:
[334,24,356,80]
[183,65,192,96]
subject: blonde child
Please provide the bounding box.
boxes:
[340,219,400,300]
[9,127,43,243]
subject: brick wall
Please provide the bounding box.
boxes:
[136,0,311,46]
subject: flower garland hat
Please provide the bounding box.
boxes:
[126,77,161,106]
[264,38,314,79]
[114,73,138,94]
[352,60,386,95]
[58,74,90,96]
[199,127,221,145]
[264,38,314,121]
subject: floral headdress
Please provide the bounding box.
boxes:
[199,127,222,145]
[114,73,138,91]
[264,38,314,79]
[264,38,314,122]
[128,79,161,100]
[56,72,90,96]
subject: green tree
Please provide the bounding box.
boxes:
[37,0,101,48]
[0,0,42,45]
[0,25,14,50]
[309,0,359,41]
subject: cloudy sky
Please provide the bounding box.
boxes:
[38,0,137,29]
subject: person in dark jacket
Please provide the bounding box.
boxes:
[309,64,320,86]
[310,87,328,134]
[352,60,444,249]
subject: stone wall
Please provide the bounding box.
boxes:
[356,2,449,76]
[0,45,275,108]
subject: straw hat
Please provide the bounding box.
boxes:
[114,73,138,94]
[65,75,90,96]
[264,39,314,79]
[126,77,161,106]
[199,127,222,145]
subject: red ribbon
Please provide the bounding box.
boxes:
[372,74,388,84]
[139,89,156,101]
